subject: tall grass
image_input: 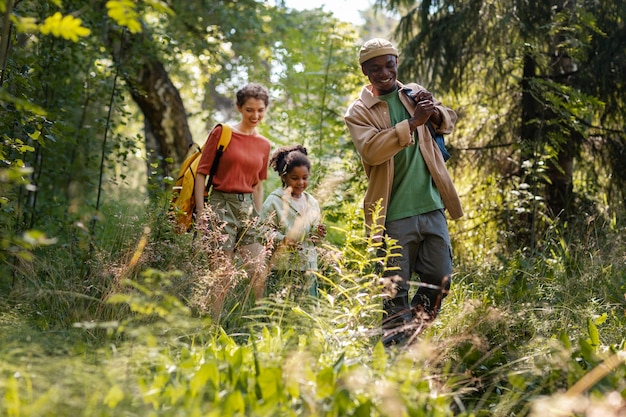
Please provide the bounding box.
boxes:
[0,197,624,416]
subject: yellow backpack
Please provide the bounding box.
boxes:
[170,124,232,233]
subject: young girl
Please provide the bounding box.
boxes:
[261,145,326,298]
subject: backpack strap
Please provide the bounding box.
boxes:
[206,124,233,191]
[216,124,232,152]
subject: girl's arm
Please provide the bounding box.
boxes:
[260,195,285,244]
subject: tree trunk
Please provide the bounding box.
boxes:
[517,52,542,248]
[544,145,574,217]
[545,39,578,217]
[108,30,194,190]
[125,59,194,182]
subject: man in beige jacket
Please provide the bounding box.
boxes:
[344,38,463,346]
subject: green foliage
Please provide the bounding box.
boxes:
[1,187,625,416]
[1,1,626,416]
[38,12,91,41]
[4,0,171,39]
[105,0,142,33]
[0,0,146,290]
[440,215,626,415]
[0,117,56,283]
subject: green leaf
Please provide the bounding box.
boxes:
[11,16,39,33]
[39,12,91,42]
[103,385,124,408]
[333,351,345,373]
[508,373,528,390]
[578,338,596,363]
[353,401,373,417]
[559,330,572,350]
[106,0,142,33]
[587,317,600,347]
[145,0,175,16]
[316,366,335,398]
[594,313,608,325]
[372,340,388,372]
[256,367,281,401]
[224,390,245,414]
[190,363,218,397]
[106,293,132,304]
[22,230,57,246]
[4,375,19,414]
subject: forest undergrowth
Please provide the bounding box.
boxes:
[0,199,625,417]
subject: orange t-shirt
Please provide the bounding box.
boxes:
[197,125,271,193]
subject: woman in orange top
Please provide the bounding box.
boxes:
[194,83,271,315]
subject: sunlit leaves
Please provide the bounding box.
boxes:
[144,0,175,16]
[22,230,57,247]
[103,385,125,408]
[0,90,46,115]
[106,0,143,33]
[10,16,38,33]
[39,12,91,42]
[106,270,191,320]
[189,363,219,397]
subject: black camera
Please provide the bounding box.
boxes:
[403,88,429,103]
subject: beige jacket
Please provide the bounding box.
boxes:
[344,81,463,234]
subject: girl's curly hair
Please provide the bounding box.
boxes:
[269,145,310,180]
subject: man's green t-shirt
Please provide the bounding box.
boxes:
[379,88,443,222]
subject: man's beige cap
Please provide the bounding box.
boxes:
[359,38,398,64]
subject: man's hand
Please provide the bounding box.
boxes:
[408,90,437,131]
[414,90,433,102]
